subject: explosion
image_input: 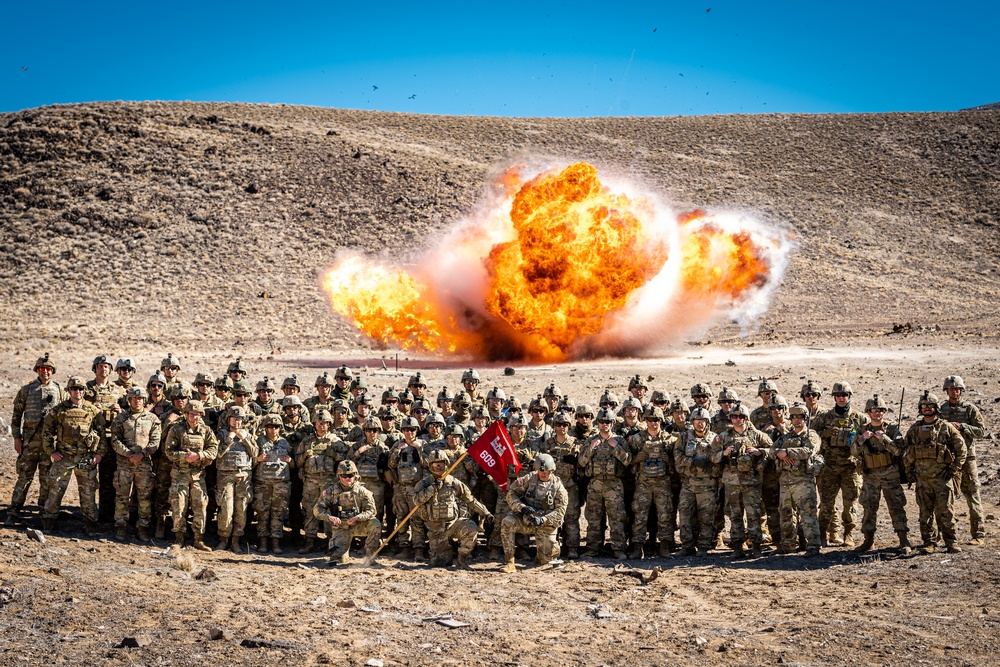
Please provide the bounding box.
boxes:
[322,162,790,362]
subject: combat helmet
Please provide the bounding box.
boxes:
[788,403,809,418]
[670,398,690,414]
[461,368,481,384]
[446,424,465,438]
[115,357,136,372]
[427,449,450,467]
[768,395,789,410]
[337,460,358,476]
[690,383,712,399]
[918,390,940,412]
[399,416,420,431]
[542,383,562,399]
[864,394,888,412]
[534,453,556,472]
[942,375,966,391]
[486,386,506,402]
[718,387,739,403]
[126,386,147,400]
[757,379,778,395]
[92,354,112,372]
[227,358,248,376]
[831,381,853,396]
[690,407,712,422]
[621,396,643,413]
[426,412,447,427]
[313,409,334,423]
[599,390,619,408]
[168,382,193,401]
[437,386,454,405]
[595,408,617,423]
[643,405,665,422]
[160,353,181,370]
[33,352,56,373]
[800,380,822,398]
[628,374,647,390]
[729,403,750,419]
[261,414,283,428]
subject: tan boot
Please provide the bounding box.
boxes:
[826,529,843,547]
[413,547,426,563]
[193,532,212,552]
[258,536,270,553]
[155,519,166,540]
[299,537,314,554]
[501,556,517,573]
[855,532,875,552]
[173,531,185,549]
[271,538,283,554]
[896,531,911,556]
[841,530,855,548]
[230,535,242,554]
[456,552,471,570]
[137,525,150,542]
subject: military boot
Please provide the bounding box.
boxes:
[173,532,185,549]
[501,556,517,573]
[854,532,875,552]
[566,547,579,560]
[230,535,242,554]
[841,530,855,548]
[896,531,911,556]
[299,537,315,554]
[83,520,97,537]
[613,549,627,560]
[732,544,746,559]
[659,541,676,557]
[136,525,150,542]
[456,552,472,570]
[154,519,166,540]
[487,547,500,562]
[115,525,128,541]
[271,538,283,554]
[192,532,212,552]
[4,508,19,526]
[258,536,270,553]
[945,543,962,554]
[413,546,426,563]
[42,518,55,532]
[628,544,644,560]
[397,545,414,560]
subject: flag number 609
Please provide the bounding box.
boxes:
[478,451,496,467]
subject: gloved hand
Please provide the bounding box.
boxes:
[531,515,544,527]
[692,455,710,470]
[520,506,535,518]
[940,467,955,481]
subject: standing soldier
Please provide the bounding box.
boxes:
[41,376,105,534]
[542,383,562,419]
[296,409,348,553]
[716,403,773,557]
[280,376,310,422]
[407,372,428,401]
[225,358,248,385]
[147,372,171,418]
[526,397,553,446]
[629,406,679,558]
[937,375,988,544]
[160,353,183,385]
[109,387,161,541]
[749,380,778,430]
[85,355,124,524]
[412,449,492,568]
[163,400,219,551]
[114,358,138,395]
[851,395,910,554]
[760,395,791,546]
[332,366,353,401]
[215,406,258,553]
[667,398,690,433]
[314,460,381,566]
[153,383,192,539]
[485,387,505,421]
[673,407,723,556]
[578,408,632,559]
[212,376,233,414]
[769,403,822,557]
[254,414,294,554]
[903,391,967,554]
[460,368,483,403]
[626,374,649,407]
[305,372,336,416]
[7,353,63,525]
[500,454,569,572]
[690,384,713,415]
[800,380,824,418]
[573,404,596,441]
[349,417,392,524]
[539,412,582,558]
[813,381,868,548]
[388,420,428,560]
[712,387,739,433]
[253,377,282,416]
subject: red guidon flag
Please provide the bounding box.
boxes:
[468,421,520,492]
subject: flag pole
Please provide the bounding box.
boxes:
[364,450,469,565]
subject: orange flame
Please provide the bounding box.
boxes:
[321,162,788,361]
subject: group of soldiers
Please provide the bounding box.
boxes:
[6,352,989,569]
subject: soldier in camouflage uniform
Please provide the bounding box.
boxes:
[690,384,713,416]
[304,372,336,417]
[903,391,967,553]
[460,368,483,404]
[296,408,349,553]
[41,376,105,534]
[407,372,428,401]
[850,395,910,554]
[667,398,689,434]
[573,403,596,441]
[216,406,258,553]
[437,386,455,420]
[500,454,569,572]
[769,403,822,556]
[348,417,391,523]
[153,382,192,539]
[332,365,353,402]
[388,420,428,560]
[225,357,248,385]
[626,374,649,407]
[542,383,562,417]
[7,353,63,524]
[760,395,791,546]
[280,375,311,422]
[193,372,226,431]
[147,372,171,418]
[160,353,182,385]
[526,396,553,446]
[539,411,582,558]
[251,377,281,416]
[579,408,632,558]
[113,358,138,396]
[314,460,381,566]
[717,403,774,557]
[673,407,723,556]
[164,400,219,550]
[813,381,868,548]
[85,355,125,524]
[487,413,538,559]
[485,386,505,421]
[437,425,479,498]
[800,380,824,418]
[629,406,679,558]
[211,376,232,412]
[254,414,294,553]
[412,450,492,568]
[711,387,739,433]
[749,380,778,431]
[938,375,988,544]
[110,387,161,541]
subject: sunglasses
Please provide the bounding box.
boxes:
[259,389,274,394]
[730,415,747,421]
[402,427,418,432]
[149,383,164,389]
[413,409,429,415]
[597,419,613,425]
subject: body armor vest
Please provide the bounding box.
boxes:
[257,437,293,481]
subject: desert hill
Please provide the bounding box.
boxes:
[1,102,998,354]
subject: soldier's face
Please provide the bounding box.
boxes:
[163,366,179,380]
[790,414,807,430]
[228,416,243,430]
[597,419,613,434]
[759,391,774,405]
[673,412,686,427]
[128,396,144,412]
[631,387,646,400]
[117,368,133,381]
[402,427,417,443]
[68,387,84,404]
[196,382,211,397]
[282,385,299,396]
[317,384,332,399]
[537,470,552,482]
[447,435,462,449]
[463,379,478,393]
[692,418,709,435]
[833,394,850,408]
[331,408,346,425]
[645,418,661,434]
[487,398,502,411]
[185,412,201,427]
[624,407,638,420]
[867,408,886,424]
[921,405,937,419]
[431,462,447,477]
[802,392,820,408]
[693,395,709,406]
[315,421,330,436]
[257,388,274,402]
[215,388,230,400]
[228,371,243,382]
[410,383,426,398]
[234,393,250,406]
[95,363,112,380]
[357,403,371,417]
[336,377,351,388]
[339,473,356,489]
[946,387,962,402]
[719,400,734,414]
[511,425,527,441]
[770,407,785,422]
[37,366,54,383]
[730,415,747,432]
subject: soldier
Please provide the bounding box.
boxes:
[667,398,689,434]
[280,375,310,422]
[903,391,967,554]
[411,398,433,433]
[7,353,63,525]
[304,372,336,416]
[407,372,428,401]
[749,380,778,430]
[712,387,739,433]
[813,381,868,548]
[215,406,258,553]
[800,380,824,418]
[388,420,427,560]
[573,404,596,441]
[769,403,822,557]
[212,376,233,411]
[526,396,553,446]
[412,449,492,568]
[397,389,415,416]
[147,372,171,418]
[760,395,791,546]
[109,387,161,541]
[616,397,644,440]
[114,358,139,395]
[487,413,538,560]
[579,408,632,559]
[332,366,353,401]
[449,391,474,431]
[542,383,562,416]
[440,424,478,493]
[281,395,313,444]
[160,353,182,385]
[673,407,723,556]
[629,406,679,558]
[460,368,483,403]
[254,414,295,554]
[314,460,381,566]
[502,396,523,421]
[500,454,569,572]
[152,382,192,539]
[163,400,219,550]
[851,395,910,554]
[938,375,988,544]
[599,389,620,416]
[229,379,263,425]
[539,412,582,558]
[716,403,774,557]
[437,386,455,419]
[350,376,369,402]
[650,390,671,413]
[296,409,348,553]
[348,417,391,524]
[627,374,649,406]
[193,372,225,432]
[485,387,506,421]
[85,355,125,524]
[690,383,713,415]
[226,358,248,385]
[420,412,447,450]
[253,377,282,416]
[41,376,105,534]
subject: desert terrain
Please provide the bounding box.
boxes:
[0,103,999,665]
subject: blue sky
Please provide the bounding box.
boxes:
[3,1,997,116]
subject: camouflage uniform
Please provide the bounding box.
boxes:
[851,422,908,539]
[9,376,63,515]
[41,399,106,526]
[254,434,294,541]
[487,442,538,551]
[215,428,258,541]
[502,470,569,564]
[84,379,125,523]
[578,434,631,555]
[154,403,187,535]
[539,434,582,554]
[813,406,868,543]
[388,440,427,553]
[903,416,967,549]
[770,427,822,554]
[313,481,381,563]
[348,437,390,522]
[163,419,219,536]
[937,398,987,540]
[296,433,348,542]
[109,406,161,531]
[717,426,773,552]
[629,429,679,553]
[760,420,790,544]
[413,474,490,566]
[673,428,723,552]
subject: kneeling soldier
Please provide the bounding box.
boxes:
[313,460,381,566]
[501,454,569,572]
